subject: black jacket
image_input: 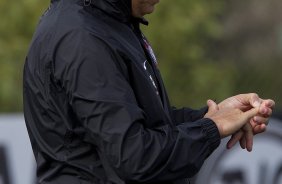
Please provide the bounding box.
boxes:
[23,0,220,183]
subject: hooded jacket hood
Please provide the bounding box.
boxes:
[90,0,132,23]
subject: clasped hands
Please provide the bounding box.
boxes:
[204,93,275,152]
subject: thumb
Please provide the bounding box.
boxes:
[207,99,218,113]
[243,107,259,121]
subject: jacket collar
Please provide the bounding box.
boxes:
[89,0,148,25]
[89,0,131,23]
[51,0,148,25]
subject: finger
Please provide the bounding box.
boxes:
[242,123,253,152]
[240,136,246,149]
[253,116,269,125]
[227,130,244,149]
[250,119,266,134]
[249,93,263,107]
[253,124,266,134]
[243,107,259,121]
[207,99,218,111]
[205,99,219,118]
[259,99,275,116]
[259,106,273,117]
[263,99,275,109]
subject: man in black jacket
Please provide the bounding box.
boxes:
[23,0,275,183]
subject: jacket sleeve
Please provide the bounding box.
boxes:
[55,30,220,183]
[171,106,209,125]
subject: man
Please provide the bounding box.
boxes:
[23,0,274,183]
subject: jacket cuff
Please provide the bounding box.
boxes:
[183,106,208,122]
[197,106,209,118]
[201,118,221,152]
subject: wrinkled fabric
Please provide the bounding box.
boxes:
[23,0,221,183]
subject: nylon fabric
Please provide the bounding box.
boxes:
[23,0,221,183]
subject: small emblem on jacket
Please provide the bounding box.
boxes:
[143,60,159,95]
[143,60,147,70]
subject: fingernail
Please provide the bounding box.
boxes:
[254,116,258,122]
[261,108,267,114]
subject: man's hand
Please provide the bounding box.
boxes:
[218,93,274,127]
[217,93,275,151]
[204,100,259,139]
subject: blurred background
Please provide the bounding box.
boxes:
[0,0,281,184]
[143,0,282,110]
[0,0,281,112]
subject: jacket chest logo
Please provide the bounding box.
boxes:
[143,60,159,95]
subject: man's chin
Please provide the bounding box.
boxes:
[144,6,155,15]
